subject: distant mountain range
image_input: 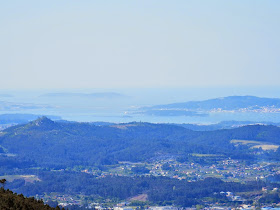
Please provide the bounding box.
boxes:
[0,101,52,111]
[139,96,280,116]
[1,117,280,168]
[40,92,128,99]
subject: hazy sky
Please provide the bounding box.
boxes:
[1,1,279,89]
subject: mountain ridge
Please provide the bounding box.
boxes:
[143,95,280,111]
[1,118,280,168]
[0,187,57,209]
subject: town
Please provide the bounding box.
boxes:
[34,155,280,209]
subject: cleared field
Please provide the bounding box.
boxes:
[129,193,148,202]
[251,144,279,151]
[230,140,279,151]
[0,175,41,183]
[231,140,265,144]
[191,153,222,157]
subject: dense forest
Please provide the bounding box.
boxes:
[0,117,280,169]
[0,187,59,210]
[6,172,275,207]
[1,118,280,207]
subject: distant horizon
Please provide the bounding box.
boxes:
[2,86,280,101]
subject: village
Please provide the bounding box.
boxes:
[36,156,280,209]
[86,156,280,183]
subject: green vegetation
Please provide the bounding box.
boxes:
[0,175,40,183]
[231,139,279,151]
[1,118,280,207]
[6,171,273,207]
[0,187,59,210]
[1,117,280,171]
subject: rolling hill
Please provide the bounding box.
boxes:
[0,187,57,209]
[140,96,280,116]
[0,117,280,168]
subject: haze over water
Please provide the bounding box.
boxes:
[1,87,280,123]
[1,1,280,124]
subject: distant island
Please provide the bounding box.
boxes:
[139,96,280,116]
[0,101,52,111]
[40,92,128,99]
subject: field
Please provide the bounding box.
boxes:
[191,153,222,157]
[129,194,148,202]
[0,175,41,183]
[230,140,279,151]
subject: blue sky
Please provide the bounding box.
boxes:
[1,1,279,89]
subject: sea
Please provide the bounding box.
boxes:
[1,87,280,124]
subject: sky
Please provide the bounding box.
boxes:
[0,1,280,89]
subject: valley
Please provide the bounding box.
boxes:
[1,117,280,208]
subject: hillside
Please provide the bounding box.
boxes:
[6,174,269,207]
[0,187,57,210]
[0,117,280,168]
[1,118,280,207]
[140,96,280,116]
[174,120,280,131]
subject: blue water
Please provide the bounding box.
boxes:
[1,87,280,123]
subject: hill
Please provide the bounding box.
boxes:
[0,187,58,209]
[140,96,280,116]
[0,117,280,168]
[149,96,280,110]
[173,120,280,131]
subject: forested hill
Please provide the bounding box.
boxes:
[1,117,280,168]
[0,187,57,209]
[143,95,280,110]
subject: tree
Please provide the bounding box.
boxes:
[0,179,6,188]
